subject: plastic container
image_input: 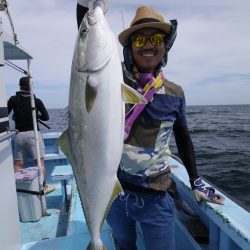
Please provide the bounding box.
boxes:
[15,167,42,222]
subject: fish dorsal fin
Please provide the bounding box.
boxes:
[55,128,74,165]
[121,83,147,104]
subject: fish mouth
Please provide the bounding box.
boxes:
[87,11,97,26]
[87,6,104,26]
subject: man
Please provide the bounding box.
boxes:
[8,76,54,194]
[76,2,224,249]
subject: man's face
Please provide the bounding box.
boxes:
[131,28,166,73]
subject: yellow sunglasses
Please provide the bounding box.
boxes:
[132,33,166,48]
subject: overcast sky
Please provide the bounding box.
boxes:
[2,0,250,108]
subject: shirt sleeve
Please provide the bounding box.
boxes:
[7,96,14,114]
[35,98,49,121]
[174,88,187,127]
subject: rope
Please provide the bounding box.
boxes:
[119,193,145,216]
[0,0,19,45]
[4,60,28,75]
[0,0,7,11]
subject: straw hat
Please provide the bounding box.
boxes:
[118,5,172,47]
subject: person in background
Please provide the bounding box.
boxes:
[76,1,224,249]
[7,76,54,194]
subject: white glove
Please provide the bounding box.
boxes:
[77,0,109,14]
[190,177,224,205]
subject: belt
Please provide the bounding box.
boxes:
[120,181,168,196]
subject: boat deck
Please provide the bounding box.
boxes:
[20,187,68,244]
[14,133,250,250]
[20,179,118,250]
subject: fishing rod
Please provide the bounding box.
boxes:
[38,119,50,129]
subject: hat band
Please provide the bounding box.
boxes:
[132,18,161,26]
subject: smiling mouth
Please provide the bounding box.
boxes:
[141,51,156,58]
[142,53,154,57]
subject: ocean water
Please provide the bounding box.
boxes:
[40,105,250,212]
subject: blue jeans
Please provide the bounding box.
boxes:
[106,191,175,250]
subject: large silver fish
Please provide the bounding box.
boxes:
[57,6,146,250]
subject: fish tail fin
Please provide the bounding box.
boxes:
[56,128,74,164]
[121,82,147,104]
[86,240,107,250]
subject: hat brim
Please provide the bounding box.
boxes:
[118,22,172,47]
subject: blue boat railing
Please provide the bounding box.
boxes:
[21,133,249,250]
[169,157,250,250]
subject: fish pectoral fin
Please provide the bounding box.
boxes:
[86,75,98,113]
[121,82,147,104]
[55,128,74,165]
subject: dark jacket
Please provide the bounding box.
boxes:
[7,91,49,132]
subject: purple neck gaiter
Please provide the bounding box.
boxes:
[124,69,164,140]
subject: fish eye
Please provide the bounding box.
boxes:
[80,27,88,35]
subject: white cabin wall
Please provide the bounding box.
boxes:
[0,17,21,250]
[0,140,21,250]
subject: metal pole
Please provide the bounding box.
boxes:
[27,59,48,216]
[0,129,18,143]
